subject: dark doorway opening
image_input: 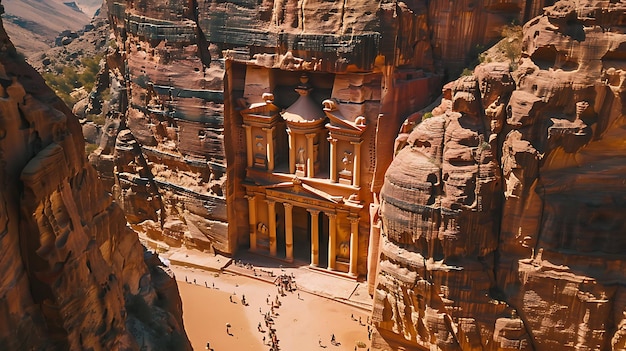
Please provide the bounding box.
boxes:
[318,213,329,269]
[276,203,286,259]
[292,206,310,263]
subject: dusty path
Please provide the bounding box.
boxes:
[173,266,371,351]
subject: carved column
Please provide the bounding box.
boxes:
[349,215,359,276]
[328,137,337,182]
[309,209,320,266]
[246,194,257,251]
[306,133,315,178]
[284,203,294,262]
[267,199,277,256]
[327,213,337,270]
[244,124,253,168]
[351,141,362,187]
[287,129,295,174]
[263,127,275,171]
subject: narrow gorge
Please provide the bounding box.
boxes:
[1,0,625,350]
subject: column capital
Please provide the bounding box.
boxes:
[327,212,337,219]
[349,215,360,224]
[265,199,276,206]
[283,202,293,210]
[305,133,316,139]
[327,136,337,143]
[243,124,252,130]
[307,209,321,216]
[262,126,276,132]
[350,140,363,146]
[244,193,257,200]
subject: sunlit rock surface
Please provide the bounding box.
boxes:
[372,1,626,350]
[0,6,191,350]
[95,0,534,255]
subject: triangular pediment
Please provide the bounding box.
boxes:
[265,178,343,204]
[322,99,367,134]
[241,101,281,117]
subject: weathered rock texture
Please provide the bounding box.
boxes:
[0,6,191,350]
[86,0,230,252]
[372,1,626,350]
[95,0,539,255]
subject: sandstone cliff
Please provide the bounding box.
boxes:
[94,0,539,256]
[372,1,626,350]
[0,4,191,349]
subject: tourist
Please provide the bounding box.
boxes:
[205,341,210,349]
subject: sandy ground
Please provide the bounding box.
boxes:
[173,266,371,351]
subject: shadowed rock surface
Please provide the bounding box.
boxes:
[372,1,626,350]
[0,3,191,349]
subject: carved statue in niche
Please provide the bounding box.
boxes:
[257,222,268,235]
[296,146,306,176]
[339,241,350,259]
[254,135,266,168]
[297,147,306,164]
[339,151,353,184]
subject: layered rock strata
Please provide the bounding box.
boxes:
[372,1,626,350]
[0,6,191,350]
[87,0,230,252]
[99,0,541,259]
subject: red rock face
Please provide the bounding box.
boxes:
[99,0,535,256]
[0,8,190,350]
[373,1,626,350]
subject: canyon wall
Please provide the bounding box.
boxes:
[371,0,626,350]
[0,4,191,350]
[98,0,536,256]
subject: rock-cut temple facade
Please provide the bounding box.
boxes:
[240,73,368,276]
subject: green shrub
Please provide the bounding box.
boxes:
[43,54,104,108]
[86,113,106,125]
[85,143,98,155]
[461,68,473,76]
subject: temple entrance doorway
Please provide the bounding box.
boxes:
[276,203,286,259]
[292,206,311,263]
[318,213,329,269]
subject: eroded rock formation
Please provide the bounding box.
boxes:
[372,1,626,350]
[95,0,539,257]
[85,0,230,253]
[0,5,191,349]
